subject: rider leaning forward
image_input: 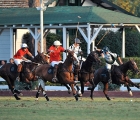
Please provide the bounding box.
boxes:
[95,46,123,83]
[48,40,67,82]
[13,43,34,81]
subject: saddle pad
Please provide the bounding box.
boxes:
[10,64,17,72]
[47,66,54,74]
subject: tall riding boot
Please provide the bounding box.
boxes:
[74,64,80,81]
[52,64,58,82]
[16,64,22,81]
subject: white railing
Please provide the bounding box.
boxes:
[0,78,140,91]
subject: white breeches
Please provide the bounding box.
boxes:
[73,53,79,65]
[51,61,63,67]
[106,61,119,70]
[78,56,86,61]
[14,59,23,66]
[14,59,32,66]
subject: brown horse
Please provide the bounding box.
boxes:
[0,51,47,100]
[89,59,140,100]
[34,50,80,101]
[77,51,101,96]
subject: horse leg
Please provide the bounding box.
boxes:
[126,85,133,96]
[42,90,49,101]
[80,81,85,94]
[70,84,78,101]
[4,75,21,100]
[126,77,140,89]
[75,84,82,97]
[90,81,97,100]
[63,83,71,94]
[103,82,111,100]
[36,84,41,101]
[36,79,49,101]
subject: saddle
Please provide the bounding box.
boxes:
[10,64,17,72]
[47,63,63,74]
[47,66,54,74]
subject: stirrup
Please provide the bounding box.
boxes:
[52,77,58,82]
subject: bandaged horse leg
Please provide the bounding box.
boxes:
[11,88,21,100]
[76,84,82,97]
[13,88,23,96]
[36,79,49,101]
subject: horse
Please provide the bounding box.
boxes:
[89,59,140,100]
[77,51,101,96]
[34,50,80,101]
[0,51,47,100]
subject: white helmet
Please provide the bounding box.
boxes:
[21,43,28,48]
[53,40,62,46]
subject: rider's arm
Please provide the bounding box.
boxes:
[118,56,123,65]
[27,52,34,58]
[21,56,29,61]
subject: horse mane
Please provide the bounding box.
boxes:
[81,51,97,72]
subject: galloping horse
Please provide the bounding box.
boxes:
[89,59,140,100]
[78,51,101,95]
[0,51,47,100]
[34,50,80,101]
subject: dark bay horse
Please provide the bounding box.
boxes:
[78,51,101,96]
[89,59,140,100]
[34,50,80,101]
[0,51,47,100]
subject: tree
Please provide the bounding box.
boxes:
[108,0,140,16]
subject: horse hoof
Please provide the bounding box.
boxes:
[74,95,78,101]
[129,91,133,96]
[78,94,82,97]
[16,98,21,100]
[19,93,23,96]
[46,98,49,101]
[68,90,71,94]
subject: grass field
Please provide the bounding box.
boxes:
[0,97,140,120]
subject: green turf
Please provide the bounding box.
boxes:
[0,97,140,120]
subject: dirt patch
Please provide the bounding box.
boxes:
[0,90,140,98]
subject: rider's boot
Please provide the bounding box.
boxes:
[16,64,22,81]
[52,64,58,82]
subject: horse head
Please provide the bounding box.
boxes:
[87,51,101,64]
[33,51,48,64]
[65,50,78,65]
[128,59,139,74]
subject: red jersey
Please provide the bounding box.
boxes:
[49,45,65,62]
[13,48,30,59]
